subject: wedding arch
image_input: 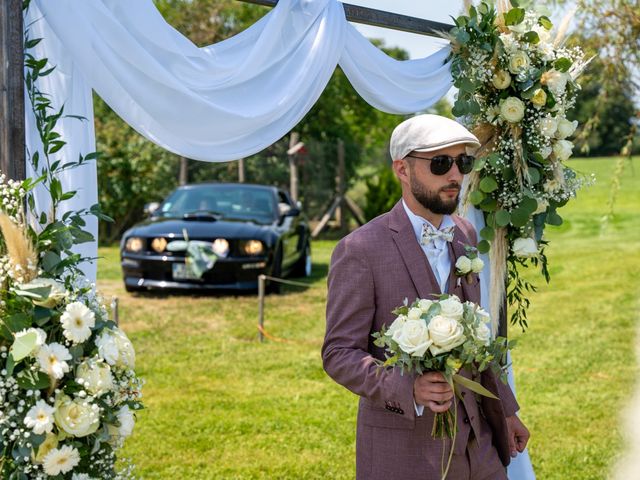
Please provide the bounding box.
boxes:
[1,1,552,477]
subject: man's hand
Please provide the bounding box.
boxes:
[506,415,530,457]
[413,372,454,413]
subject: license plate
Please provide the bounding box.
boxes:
[172,263,200,280]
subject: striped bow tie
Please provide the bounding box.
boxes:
[421,224,455,245]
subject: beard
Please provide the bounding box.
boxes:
[409,175,460,215]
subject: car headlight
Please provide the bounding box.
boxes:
[125,237,144,252]
[151,237,168,253]
[241,240,264,256]
[212,238,230,257]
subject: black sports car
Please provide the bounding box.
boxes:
[120,183,312,292]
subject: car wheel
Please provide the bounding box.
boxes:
[292,241,311,278]
[267,246,283,294]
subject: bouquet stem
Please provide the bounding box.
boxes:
[432,394,457,480]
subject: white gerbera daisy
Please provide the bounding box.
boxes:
[42,445,80,476]
[24,399,55,434]
[61,301,95,343]
[37,343,72,379]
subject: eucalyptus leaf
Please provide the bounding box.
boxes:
[479,176,499,193]
[495,210,511,227]
[546,211,563,226]
[510,207,530,227]
[523,31,540,44]
[520,196,539,214]
[480,197,498,212]
[554,57,572,72]
[538,16,553,30]
[480,226,495,241]
[473,157,487,171]
[504,7,525,26]
[477,240,491,254]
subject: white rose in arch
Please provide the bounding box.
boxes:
[54,395,100,437]
[556,118,578,139]
[512,238,539,258]
[438,296,464,320]
[539,145,553,159]
[542,69,568,95]
[392,320,432,357]
[539,116,558,137]
[492,70,512,90]
[455,256,472,274]
[470,257,484,273]
[108,405,136,439]
[428,315,466,355]
[553,140,574,161]
[500,97,525,123]
[76,358,114,396]
[508,51,530,74]
[386,315,407,338]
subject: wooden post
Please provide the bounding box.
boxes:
[336,139,346,233]
[237,158,245,183]
[288,132,299,202]
[0,0,25,181]
[258,274,266,342]
[179,156,188,185]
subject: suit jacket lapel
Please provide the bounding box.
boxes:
[388,202,441,300]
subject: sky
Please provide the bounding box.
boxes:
[341,0,466,59]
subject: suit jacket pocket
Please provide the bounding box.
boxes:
[359,402,415,430]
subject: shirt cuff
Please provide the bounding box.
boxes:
[414,400,424,417]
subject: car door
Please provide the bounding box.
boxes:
[276,190,301,270]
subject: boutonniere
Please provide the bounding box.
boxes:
[455,245,484,286]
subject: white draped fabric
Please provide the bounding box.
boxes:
[24,1,534,477]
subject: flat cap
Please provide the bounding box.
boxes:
[389,114,480,160]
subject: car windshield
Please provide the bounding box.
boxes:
[157,185,277,223]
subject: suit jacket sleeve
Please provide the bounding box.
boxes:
[322,236,416,420]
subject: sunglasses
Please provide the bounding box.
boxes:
[405,153,475,176]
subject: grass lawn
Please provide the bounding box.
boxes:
[97,157,639,479]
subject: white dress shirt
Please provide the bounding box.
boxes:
[401,200,456,416]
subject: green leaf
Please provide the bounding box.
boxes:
[538,16,553,30]
[16,370,51,390]
[495,209,511,227]
[453,374,498,399]
[480,197,498,212]
[477,240,491,254]
[487,153,501,168]
[480,226,495,241]
[520,196,539,214]
[504,7,525,26]
[554,58,572,72]
[10,332,38,362]
[502,166,516,181]
[479,176,499,193]
[546,211,563,226]
[469,190,485,206]
[510,207,530,227]
[523,31,540,44]
[473,157,486,171]
[452,99,468,117]
[41,251,62,274]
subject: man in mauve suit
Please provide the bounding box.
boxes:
[322,114,529,479]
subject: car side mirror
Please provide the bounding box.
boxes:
[284,207,300,217]
[144,202,160,216]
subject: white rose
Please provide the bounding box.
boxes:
[108,405,136,439]
[534,198,549,215]
[438,296,464,320]
[508,51,530,74]
[541,69,568,95]
[96,328,135,368]
[530,88,547,107]
[500,97,525,123]
[553,139,574,161]
[54,395,100,437]
[407,307,423,321]
[18,277,66,308]
[537,41,555,62]
[539,145,552,159]
[470,257,484,273]
[418,299,434,313]
[76,358,114,396]
[539,116,558,137]
[428,315,466,355]
[392,320,432,357]
[556,118,578,139]
[475,307,492,325]
[455,256,472,274]
[492,70,511,90]
[386,315,407,337]
[512,237,539,258]
[474,322,492,346]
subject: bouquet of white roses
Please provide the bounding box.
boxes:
[372,295,512,441]
[0,175,143,479]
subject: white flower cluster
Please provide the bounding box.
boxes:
[0,274,143,478]
[0,172,26,224]
[383,295,494,361]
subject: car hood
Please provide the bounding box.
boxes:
[125,217,275,240]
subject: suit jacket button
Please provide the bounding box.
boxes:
[463,417,470,424]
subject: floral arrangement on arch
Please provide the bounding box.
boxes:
[0,176,143,479]
[447,0,593,329]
